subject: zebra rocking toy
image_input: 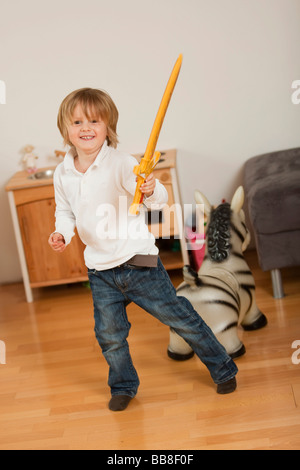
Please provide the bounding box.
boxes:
[168,186,267,360]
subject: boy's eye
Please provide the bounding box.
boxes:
[71,118,100,125]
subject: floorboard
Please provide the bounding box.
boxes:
[0,250,299,450]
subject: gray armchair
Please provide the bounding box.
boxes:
[244,148,300,298]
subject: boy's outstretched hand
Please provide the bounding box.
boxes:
[48,232,66,252]
[140,172,156,198]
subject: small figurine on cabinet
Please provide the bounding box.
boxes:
[54,150,66,161]
[22,145,39,173]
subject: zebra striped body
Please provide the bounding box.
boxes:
[168,186,267,359]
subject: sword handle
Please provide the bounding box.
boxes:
[129,151,161,215]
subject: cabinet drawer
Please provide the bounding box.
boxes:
[14,185,55,206]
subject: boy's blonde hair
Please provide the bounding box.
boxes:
[57,88,119,148]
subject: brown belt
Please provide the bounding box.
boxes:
[121,254,158,268]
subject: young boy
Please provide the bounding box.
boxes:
[49,87,238,411]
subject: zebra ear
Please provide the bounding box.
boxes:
[194,190,211,216]
[231,186,244,213]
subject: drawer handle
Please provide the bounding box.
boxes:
[160,172,169,182]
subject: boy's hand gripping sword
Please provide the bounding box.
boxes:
[129,54,183,215]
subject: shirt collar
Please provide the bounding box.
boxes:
[63,140,109,172]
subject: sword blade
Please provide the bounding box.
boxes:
[143,54,183,162]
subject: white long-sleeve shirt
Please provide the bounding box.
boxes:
[53,140,168,270]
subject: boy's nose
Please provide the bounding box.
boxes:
[81,120,91,130]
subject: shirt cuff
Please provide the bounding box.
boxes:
[53,227,74,246]
[143,180,167,207]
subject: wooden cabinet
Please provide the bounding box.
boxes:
[6,182,88,302]
[6,149,188,302]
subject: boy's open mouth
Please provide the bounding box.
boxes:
[80,136,95,140]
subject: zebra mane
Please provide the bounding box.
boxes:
[207,202,232,262]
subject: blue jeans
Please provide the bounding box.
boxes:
[88,258,238,397]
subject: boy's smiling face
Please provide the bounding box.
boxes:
[67,103,108,157]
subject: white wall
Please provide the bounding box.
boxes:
[1,0,300,283]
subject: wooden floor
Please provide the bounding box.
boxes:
[0,250,299,450]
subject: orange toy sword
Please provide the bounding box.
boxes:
[129,54,183,215]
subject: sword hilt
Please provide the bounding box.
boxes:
[130,151,161,215]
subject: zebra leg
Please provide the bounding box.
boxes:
[169,323,245,360]
[241,286,268,331]
[242,312,267,331]
[168,328,195,361]
[215,328,246,359]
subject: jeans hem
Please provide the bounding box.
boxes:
[213,360,238,385]
[213,371,237,385]
[111,391,137,398]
